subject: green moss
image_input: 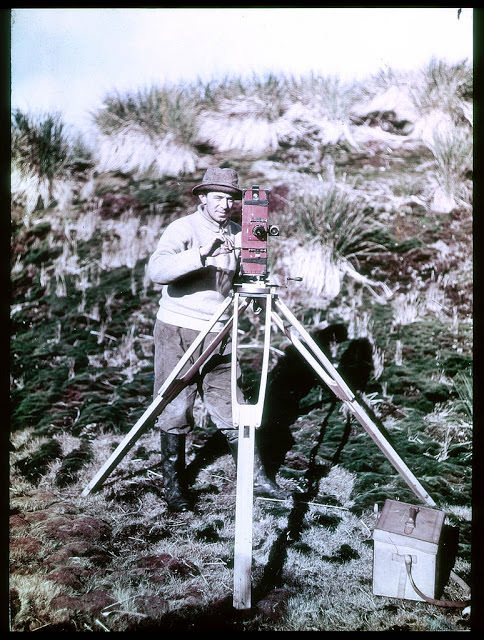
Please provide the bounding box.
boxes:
[132,179,183,210]
[15,438,63,482]
[24,241,60,265]
[391,237,425,253]
[310,513,341,530]
[55,440,93,487]
[292,541,312,555]
[11,390,57,431]
[442,353,472,377]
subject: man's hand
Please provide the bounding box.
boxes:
[200,231,235,260]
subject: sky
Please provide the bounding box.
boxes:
[10,7,473,135]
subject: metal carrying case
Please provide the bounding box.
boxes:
[372,499,447,602]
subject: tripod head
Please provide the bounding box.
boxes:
[239,185,279,287]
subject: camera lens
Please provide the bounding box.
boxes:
[252,225,267,240]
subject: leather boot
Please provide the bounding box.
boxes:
[225,431,238,464]
[160,432,190,512]
[223,431,291,500]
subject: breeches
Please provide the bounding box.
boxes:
[153,319,240,435]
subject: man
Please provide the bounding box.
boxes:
[147,167,289,512]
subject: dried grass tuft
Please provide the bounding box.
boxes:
[95,127,199,179]
[196,109,294,154]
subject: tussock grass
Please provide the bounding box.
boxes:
[367,66,413,93]
[406,59,472,213]
[287,73,362,122]
[391,274,467,331]
[273,179,389,303]
[95,126,199,178]
[281,75,362,151]
[422,401,472,462]
[204,72,291,122]
[281,179,387,261]
[453,369,472,420]
[427,124,472,212]
[11,163,77,222]
[99,212,164,270]
[196,74,294,154]
[391,291,426,328]
[410,57,472,121]
[93,85,202,178]
[12,61,473,215]
[11,110,81,218]
[94,85,201,144]
[197,109,294,154]
[11,109,71,185]
[73,205,101,242]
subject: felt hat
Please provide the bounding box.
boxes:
[192,167,242,199]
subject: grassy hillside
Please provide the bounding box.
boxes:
[10,62,472,631]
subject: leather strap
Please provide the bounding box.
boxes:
[404,555,469,608]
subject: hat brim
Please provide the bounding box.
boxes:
[192,183,242,199]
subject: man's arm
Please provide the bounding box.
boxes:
[147,222,231,284]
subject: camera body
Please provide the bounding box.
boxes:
[240,185,279,280]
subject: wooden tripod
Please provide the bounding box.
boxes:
[82,280,436,611]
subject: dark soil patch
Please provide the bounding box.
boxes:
[39,514,112,543]
[10,514,30,531]
[136,554,199,577]
[50,589,116,614]
[256,588,289,622]
[46,566,85,590]
[10,535,43,556]
[133,594,170,618]
[123,595,254,631]
[44,540,102,566]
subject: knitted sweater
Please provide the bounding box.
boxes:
[147,205,242,332]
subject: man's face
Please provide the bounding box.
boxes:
[199,191,234,224]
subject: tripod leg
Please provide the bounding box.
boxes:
[82,296,249,497]
[232,292,273,610]
[231,293,272,426]
[233,421,255,610]
[272,299,436,508]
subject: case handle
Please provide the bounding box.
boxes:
[403,506,419,534]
